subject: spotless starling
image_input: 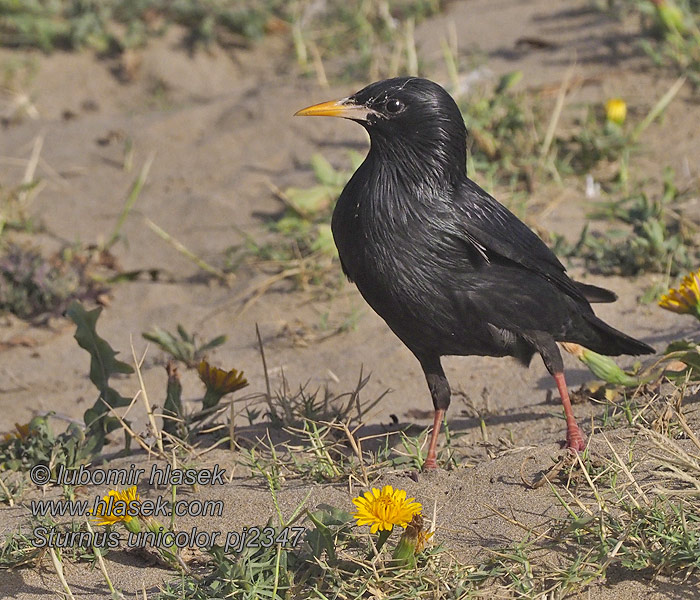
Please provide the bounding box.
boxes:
[296,78,654,469]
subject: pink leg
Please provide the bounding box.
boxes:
[423,409,444,470]
[553,372,585,451]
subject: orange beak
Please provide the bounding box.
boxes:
[294,98,376,121]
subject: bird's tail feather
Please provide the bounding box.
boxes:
[575,281,617,303]
[580,313,654,356]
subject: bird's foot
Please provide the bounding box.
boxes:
[422,457,438,471]
[565,425,586,452]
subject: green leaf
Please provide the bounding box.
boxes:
[496,70,523,94]
[199,334,227,354]
[66,301,133,448]
[675,351,700,373]
[311,224,337,256]
[284,185,333,216]
[67,302,133,382]
[305,504,352,564]
[665,339,698,353]
[310,153,342,187]
[306,510,337,562]
[142,324,224,367]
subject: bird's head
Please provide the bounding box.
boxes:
[295,77,468,182]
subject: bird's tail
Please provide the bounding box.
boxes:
[579,313,654,356]
[575,281,617,303]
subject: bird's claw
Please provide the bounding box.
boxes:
[422,458,438,470]
[565,426,586,452]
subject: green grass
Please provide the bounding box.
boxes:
[154,421,700,598]
[602,0,700,88]
[0,0,288,53]
[292,0,443,81]
[0,0,445,83]
[2,300,700,598]
[553,167,700,276]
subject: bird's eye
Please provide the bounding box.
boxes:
[385,99,404,114]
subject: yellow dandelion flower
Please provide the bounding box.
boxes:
[91,486,140,526]
[605,98,627,125]
[198,360,249,409]
[352,485,422,534]
[659,269,700,319]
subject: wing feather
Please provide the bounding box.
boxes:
[453,179,587,302]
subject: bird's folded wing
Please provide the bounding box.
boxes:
[454,180,586,302]
[452,265,577,336]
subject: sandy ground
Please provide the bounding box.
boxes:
[1,0,699,597]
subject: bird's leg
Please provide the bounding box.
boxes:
[421,357,451,470]
[553,371,585,452]
[531,333,586,452]
[425,408,445,470]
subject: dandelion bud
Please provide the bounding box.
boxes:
[561,343,643,386]
[605,98,627,125]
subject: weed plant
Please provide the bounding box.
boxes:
[554,168,700,276]
[1,301,700,598]
[0,0,288,53]
[602,0,700,88]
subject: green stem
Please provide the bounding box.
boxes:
[202,389,224,410]
[367,528,392,559]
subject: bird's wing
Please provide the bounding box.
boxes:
[451,264,575,336]
[453,179,587,302]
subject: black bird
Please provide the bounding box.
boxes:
[295,77,654,469]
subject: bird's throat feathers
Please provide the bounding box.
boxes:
[345,141,458,234]
[367,123,467,191]
[364,135,467,211]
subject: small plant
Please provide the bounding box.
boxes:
[0,416,84,473]
[158,484,447,599]
[0,301,133,475]
[563,267,700,395]
[68,302,135,454]
[226,152,361,297]
[554,168,699,276]
[292,0,443,81]
[0,1,290,54]
[603,0,700,88]
[0,242,110,319]
[458,70,541,191]
[142,324,226,368]
[0,525,44,568]
[555,101,632,176]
